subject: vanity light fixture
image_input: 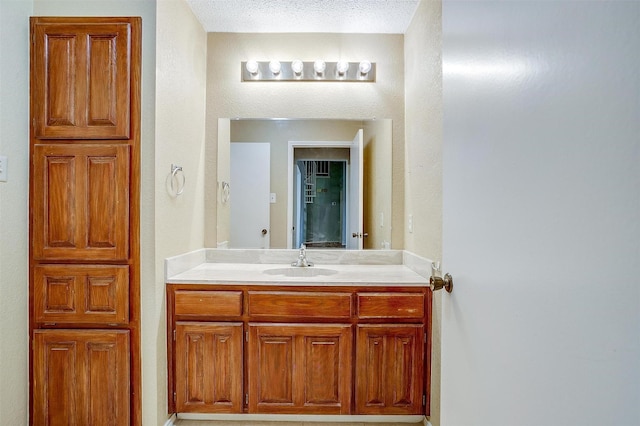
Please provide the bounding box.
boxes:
[269,60,281,75]
[336,60,349,76]
[241,60,375,82]
[313,60,326,75]
[359,60,372,75]
[291,59,304,75]
[245,60,259,75]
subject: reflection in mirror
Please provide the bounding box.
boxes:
[217,119,392,250]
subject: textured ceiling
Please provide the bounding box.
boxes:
[185,0,421,34]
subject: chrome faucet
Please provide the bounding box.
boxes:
[291,244,314,267]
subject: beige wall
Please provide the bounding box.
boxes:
[363,118,393,249]
[155,0,207,423]
[0,0,32,422]
[205,33,405,250]
[405,1,443,425]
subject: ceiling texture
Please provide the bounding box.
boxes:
[185,0,421,34]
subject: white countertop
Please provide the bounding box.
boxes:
[165,249,435,287]
[166,262,429,286]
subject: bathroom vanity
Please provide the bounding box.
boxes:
[166,250,432,420]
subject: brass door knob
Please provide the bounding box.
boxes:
[430,273,453,293]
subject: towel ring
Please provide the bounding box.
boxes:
[170,164,185,196]
[221,181,230,204]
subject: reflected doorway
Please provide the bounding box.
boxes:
[294,159,347,248]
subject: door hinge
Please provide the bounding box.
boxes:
[173,391,176,403]
[245,331,249,342]
[173,329,176,341]
[424,332,427,342]
[245,393,249,405]
[423,394,426,406]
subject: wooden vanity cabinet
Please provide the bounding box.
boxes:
[166,284,431,417]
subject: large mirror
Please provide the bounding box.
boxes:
[217,118,392,250]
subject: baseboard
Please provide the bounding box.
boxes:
[164,413,177,426]
[175,413,425,423]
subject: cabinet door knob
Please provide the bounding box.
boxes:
[261,229,268,235]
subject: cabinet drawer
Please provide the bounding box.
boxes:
[174,290,243,318]
[357,292,424,319]
[33,264,129,324]
[248,291,352,320]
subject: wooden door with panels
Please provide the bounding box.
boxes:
[31,20,132,139]
[247,323,353,414]
[29,16,141,426]
[355,324,425,414]
[174,322,244,413]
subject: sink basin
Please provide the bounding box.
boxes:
[263,267,338,277]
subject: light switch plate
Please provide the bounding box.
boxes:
[0,156,7,182]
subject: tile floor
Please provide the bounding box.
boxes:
[175,419,423,426]
[175,421,424,426]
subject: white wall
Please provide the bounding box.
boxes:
[0,0,32,422]
[442,1,640,425]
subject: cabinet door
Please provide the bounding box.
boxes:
[175,322,243,413]
[32,144,130,261]
[33,264,129,325]
[31,19,132,139]
[248,323,352,414]
[32,329,130,426]
[355,324,424,414]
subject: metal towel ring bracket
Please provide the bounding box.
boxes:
[170,164,185,196]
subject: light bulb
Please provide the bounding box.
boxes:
[291,59,304,75]
[336,61,349,75]
[245,60,259,75]
[359,60,372,74]
[314,60,326,75]
[269,60,281,75]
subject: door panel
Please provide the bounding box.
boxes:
[33,264,129,324]
[303,335,342,405]
[355,324,424,414]
[256,335,294,405]
[32,330,130,426]
[32,21,131,139]
[175,322,243,413]
[32,144,130,261]
[248,323,352,414]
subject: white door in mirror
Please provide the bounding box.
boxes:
[230,143,271,249]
